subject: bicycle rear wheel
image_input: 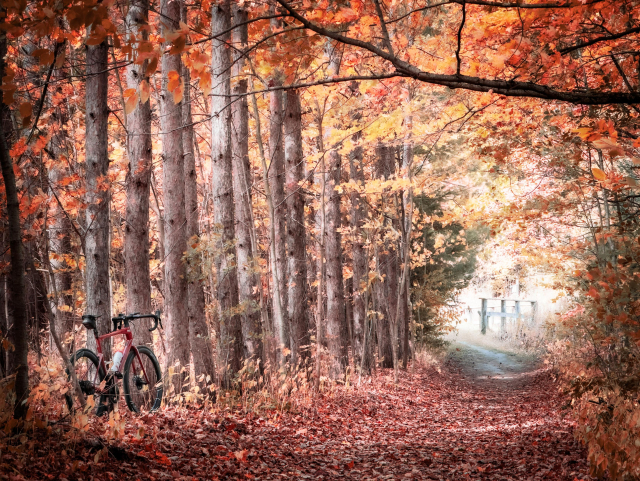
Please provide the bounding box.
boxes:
[123,346,163,413]
[65,349,105,412]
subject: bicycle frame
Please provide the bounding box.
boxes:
[90,326,152,390]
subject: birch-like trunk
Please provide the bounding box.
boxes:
[124,0,152,346]
[211,0,243,385]
[284,89,310,365]
[231,5,262,363]
[85,40,111,359]
[160,0,189,393]
[182,4,216,382]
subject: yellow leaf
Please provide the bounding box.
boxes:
[592,167,607,181]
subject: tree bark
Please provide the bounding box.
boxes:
[349,143,370,372]
[160,0,190,393]
[125,0,153,346]
[85,39,112,358]
[231,5,262,364]
[182,3,216,382]
[284,89,310,365]
[211,0,243,386]
[0,30,28,416]
[374,143,393,369]
[325,149,348,378]
[268,86,289,357]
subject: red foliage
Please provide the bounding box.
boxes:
[1,360,594,480]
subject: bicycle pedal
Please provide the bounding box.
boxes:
[114,371,123,380]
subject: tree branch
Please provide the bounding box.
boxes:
[275,0,640,105]
[373,0,394,55]
[559,26,640,55]
[456,1,466,75]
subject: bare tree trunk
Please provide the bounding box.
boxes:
[374,143,393,369]
[125,0,152,346]
[182,3,216,382]
[160,0,189,393]
[349,143,370,372]
[268,86,289,357]
[231,5,262,364]
[85,40,111,359]
[211,0,242,386]
[284,89,310,366]
[325,149,348,378]
[0,31,28,416]
[401,104,413,369]
[48,136,74,347]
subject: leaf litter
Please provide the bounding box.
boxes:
[0,352,596,480]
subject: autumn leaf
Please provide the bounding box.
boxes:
[591,167,607,181]
[19,102,32,125]
[124,91,139,115]
[139,80,150,104]
[234,449,248,463]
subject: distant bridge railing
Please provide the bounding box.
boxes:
[476,298,537,335]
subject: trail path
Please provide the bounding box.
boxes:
[3,340,595,481]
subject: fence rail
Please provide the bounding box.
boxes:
[478,298,537,334]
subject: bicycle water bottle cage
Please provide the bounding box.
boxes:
[82,315,97,330]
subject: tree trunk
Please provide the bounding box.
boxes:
[268,87,289,357]
[183,3,216,382]
[85,40,111,358]
[325,149,348,378]
[401,104,413,369]
[349,143,370,372]
[160,0,189,393]
[374,143,393,369]
[211,0,242,386]
[284,89,310,366]
[125,0,152,346]
[230,5,262,364]
[0,31,28,416]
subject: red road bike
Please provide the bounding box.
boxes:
[66,312,163,415]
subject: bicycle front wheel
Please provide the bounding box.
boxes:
[65,348,105,412]
[123,346,163,413]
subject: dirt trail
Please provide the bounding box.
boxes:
[2,338,596,481]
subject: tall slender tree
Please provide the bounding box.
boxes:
[349,138,369,372]
[284,89,310,365]
[231,5,262,364]
[124,0,152,345]
[0,30,28,417]
[268,14,289,357]
[160,0,189,392]
[84,37,111,358]
[182,3,216,382]
[211,0,243,385]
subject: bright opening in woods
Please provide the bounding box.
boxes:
[0,0,638,479]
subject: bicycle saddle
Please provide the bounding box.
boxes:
[81,314,97,330]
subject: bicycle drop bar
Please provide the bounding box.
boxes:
[111,311,163,332]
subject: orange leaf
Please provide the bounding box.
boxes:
[19,102,32,122]
[125,92,139,115]
[592,167,607,181]
[139,80,150,104]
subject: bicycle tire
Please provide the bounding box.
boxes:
[123,346,163,413]
[65,348,106,412]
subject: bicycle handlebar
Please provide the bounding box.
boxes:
[111,310,163,332]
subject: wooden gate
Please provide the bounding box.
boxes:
[479,298,537,334]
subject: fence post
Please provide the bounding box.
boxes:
[500,299,506,333]
[481,298,487,334]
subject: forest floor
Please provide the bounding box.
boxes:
[1,337,597,481]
